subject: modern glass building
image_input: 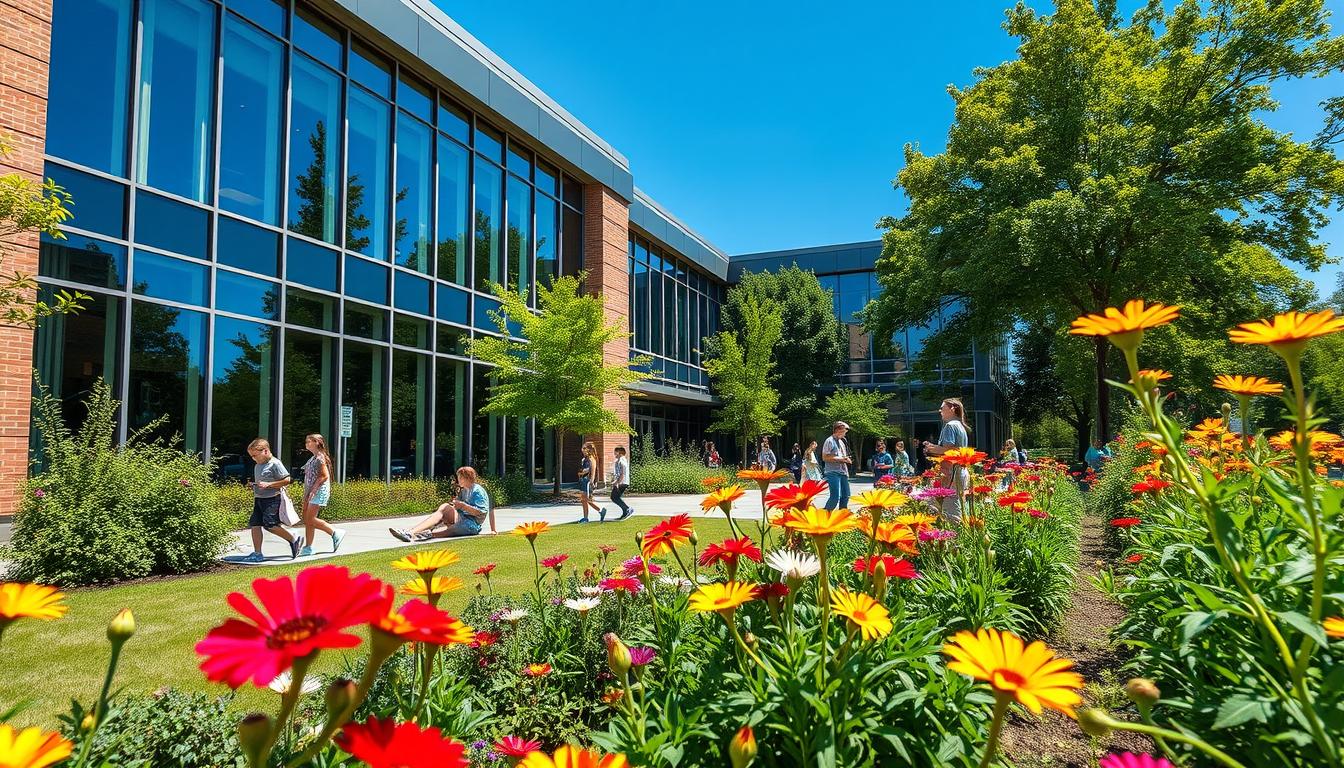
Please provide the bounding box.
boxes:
[0,0,1009,513]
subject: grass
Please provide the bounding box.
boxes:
[0,515,736,726]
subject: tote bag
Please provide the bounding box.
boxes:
[279,492,301,526]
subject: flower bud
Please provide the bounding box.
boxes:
[107,608,136,645]
[325,677,357,719]
[981,535,991,548]
[730,725,757,768]
[986,549,996,565]
[1125,678,1160,709]
[634,531,644,546]
[1076,708,1115,738]
[80,713,96,732]
[743,632,758,650]
[237,713,272,764]
[872,559,889,601]
[1221,402,1232,420]
[689,530,699,547]
[604,632,632,677]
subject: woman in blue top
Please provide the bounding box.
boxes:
[390,466,495,541]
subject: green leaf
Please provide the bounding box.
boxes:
[1180,610,1217,643]
[1275,610,1328,646]
[1213,695,1272,729]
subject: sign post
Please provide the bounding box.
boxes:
[339,405,353,485]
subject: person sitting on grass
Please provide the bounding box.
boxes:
[390,466,496,542]
[245,438,301,563]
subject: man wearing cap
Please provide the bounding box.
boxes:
[821,421,852,510]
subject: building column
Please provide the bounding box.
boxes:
[0,0,53,517]
[581,183,631,481]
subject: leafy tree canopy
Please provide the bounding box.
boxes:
[704,293,784,459]
[819,388,890,472]
[864,0,1344,440]
[0,138,85,326]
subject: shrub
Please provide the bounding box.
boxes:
[217,477,443,530]
[7,379,232,586]
[60,689,245,768]
[479,471,538,507]
[629,439,727,493]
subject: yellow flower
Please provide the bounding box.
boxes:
[830,589,893,641]
[850,488,909,511]
[1130,369,1172,390]
[390,549,460,577]
[519,745,630,768]
[735,468,791,486]
[701,484,746,514]
[688,581,757,620]
[1228,310,1344,352]
[891,512,937,531]
[0,583,68,626]
[513,521,551,540]
[943,627,1084,717]
[1213,374,1283,397]
[1069,300,1181,351]
[784,506,859,539]
[1325,617,1344,639]
[400,576,465,597]
[0,725,73,768]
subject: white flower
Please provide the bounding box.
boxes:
[657,575,693,591]
[268,670,323,696]
[563,597,601,614]
[500,608,529,624]
[578,585,603,598]
[765,549,821,581]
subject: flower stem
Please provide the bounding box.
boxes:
[977,693,1011,768]
[1106,720,1249,768]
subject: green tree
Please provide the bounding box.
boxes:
[1329,272,1344,313]
[864,0,1344,441]
[1010,325,1096,458]
[704,293,784,461]
[720,267,846,418]
[0,138,85,326]
[468,273,652,494]
[819,388,888,475]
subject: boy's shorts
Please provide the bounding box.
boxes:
[250,496,282,528]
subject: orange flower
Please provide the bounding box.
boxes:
[1325,617,1344,639]
[641,514,694,558]
[1070,300,1181,351]
[1213,374,1283,397]
[373,600,475,647]
[849,488,909,511]
[0,725,73,768]
[1268,430,1342,455]
[523,663,552,677]
[865,520,919,555]
[1131,369,1172,389]
[1228,309,1344,351]
[940,447,988,467]
[519,745,629,768]
[701,484,746,514]
[0,583,68,627]
[512,521,551,541]
[688,581,757,621]
[736,468,791,487]
[784,506,859,539]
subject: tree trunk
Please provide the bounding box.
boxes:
[1094,338,1110,445]
[553,428,564,496]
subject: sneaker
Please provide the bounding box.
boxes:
[619,506,634,521]
[299,546,314,557]
[243,552,265,563]
[389,527,412,542]
[414,532,433,542]
[332,529,346,552]
[598,507,607,522]
[576,517,589,524]
[289,538,303,559]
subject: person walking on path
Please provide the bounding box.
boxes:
[870,439,894,478]
[390,466,496,541]
[922,398,971,522]
[299,434,346,555]
[758,439,777,472]
[822,422,853,510]
[577,441,607,523]
[891,439,915,477]
[706,441,722,469]
[245,438,301,562]
[1085,438,1112,472]
[788,443,803,482]
[609,445,634,521]
[801,439,823,482]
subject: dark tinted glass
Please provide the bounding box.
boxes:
[219,16,284,224]
[436,283,469,324]
[285,286,337,330]
[342,340,386,478]
[535,162,558,196]
[32,288,123,441]
[216,270,280,319]
[292,5,342,68]
[282,329,335,470]
[474,295,500,332]
[390,350,430,476]
[40,233,126,289]
[135,192,209,259]
[211,316,277,463]
[346,86,391,258]
[393,271,431,315]
[132,251,209,306]
[287,54,342,244]
[128,300,207,452]
[136,0,216,202]
[473,158,502,290]
[471,364,500,474]
[474,123,503,162]
[394,113,432,272]
[393,314,431,349]
[535,194,557,291]
[46,0,132,175]
[286,237,339,291]
[561,206,582,277]
[438,99,470,144]
[437,323,467,355]
[344,302,387,340]
[217,216,279,276]
[344,255,388,304]
[46,164,125,237]
[228,0,284,34]
[434,358,464,475]
[562,175,583,208]
[436,135,469,285]
[398,75,433,122]
[348,42,391,98]
[506,175,531,300]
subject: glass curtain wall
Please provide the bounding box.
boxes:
[35,0,585,481]
[627,234,720,391]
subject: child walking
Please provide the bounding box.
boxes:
[609,445,634,521]
[300,434,346,556]
[245,438,301,562]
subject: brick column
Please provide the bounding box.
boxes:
[581,183,630,482]
[0,0,53,517]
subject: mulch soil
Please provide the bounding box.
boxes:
[998,511,1152,766]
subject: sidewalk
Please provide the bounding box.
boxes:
[220,480,871,565]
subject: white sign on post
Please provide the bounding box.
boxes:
[339,405,354,438]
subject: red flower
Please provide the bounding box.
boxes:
[337,718,466,768]
[523,662,552,677]
[599,577,642,594]
[852,554,919,580]
[1130,477,1171,494]
[372,600,475,646]
[599,545,618,555]
[196,565,389,688]
[1111,517,1142,528]
[972,485,994,495]
[540,554,569,570]
[1028,508,1049,519]
[764,479,828,510]
[471,630,499,648]
[1126,554,1144,563]
[698,537,763,567]
[1022,474,1042,483]
[495,736,542,758]
[473,563,497,576]
[997,491,1033,508]
[751,582,790,601]
[641,514,694,557]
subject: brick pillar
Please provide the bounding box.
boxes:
[581,183,630,483]
[0,0,53,517]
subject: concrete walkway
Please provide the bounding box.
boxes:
[221,479,875,565]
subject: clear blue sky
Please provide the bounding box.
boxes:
[434,0,1344,299]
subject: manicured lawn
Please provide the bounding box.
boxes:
[1,516,735,725]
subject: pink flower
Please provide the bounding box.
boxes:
[911,487,957,500]
[599,545,618,555]
[540,554,569,570]
[1099,754,1174,768]
[179,478,191,487]
[629,646,657,667]
[599,577,642,594]
[32,489,45,499]
[918,528,956,542]
[621,556,661,578]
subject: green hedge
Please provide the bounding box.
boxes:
[629,440,736,494]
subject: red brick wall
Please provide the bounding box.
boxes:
[0,0,52,516]
[581,183,631,481]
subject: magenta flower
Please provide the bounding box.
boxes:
[911,487,957,501]
[32,489,45,499]
[620,556,662,578]
[629,646,657,667]
[1099,754,1174,768]
[918,528,956,542]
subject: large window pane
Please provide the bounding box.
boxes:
[348,42,391,98]
[474,159,502,291]
[393,271,431,315]
[344,255,388,304]
[471,364,501,475]
[535,194,558,292]
[45,164,126,238]
[129,301,207,453]
[32,289,123,438]
[394,113,432,272]
[436,135,469,285]
[282,328,335,472]
[215,271,280,319]
[218,216,280,276]
[40,233,126,290]
[220,17,284,224]
[286,287,337,331]
[506,175,531,299]
[292,5,341,69]
[648,255,662,355]
[287,238,339,291]
[632,250,648,350]
[678,279,689,362]
[135,192,209,259]
[391,351,430,478]
[663,260,676,360]
[211,317,276,478]
[132,251,209,306]
[344,303,387,341]
[561,206,582,277]
[288,54,342,243]
[347,87,391,258]
[136,0,216,202]
[434,358,464,477]
[342,340,386,479]
[47,0,132,175]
